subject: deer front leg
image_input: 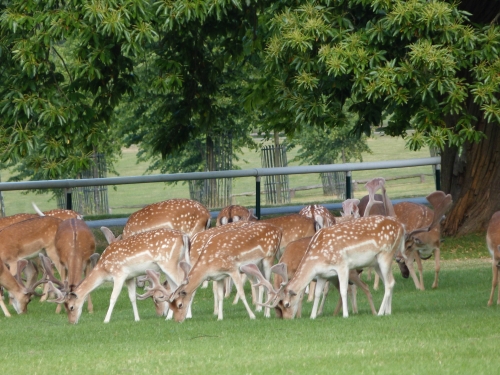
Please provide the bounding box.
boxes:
[310,278,327,319]
[317,281,330,316]
[405,252,423,290]
[126,277,140,322]
[338,268,351,318]
[375,260,395,316]
[230,271,255,320]
[0,289,11,317]
[414,252,425,290]
[104,277,127,323]
[432,248,440,289]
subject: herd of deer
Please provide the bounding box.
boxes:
[1,177,499,324]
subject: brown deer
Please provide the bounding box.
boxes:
[167,222,282,322]
[53,219,100,313]
[0,259,45,317]
[0,216,64,279]
[46,228,190,324]
[486,211,500,306]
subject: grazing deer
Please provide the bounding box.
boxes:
[364,182,452,291]
[53,219,100,313]
[47,228,190,324]
[216,205,257,226]
[0,216,64,279]
[263,215,406,319]
[242,237,377,319]
[0,259,45,317]
[168,222,282,322]
[487,211,500,306]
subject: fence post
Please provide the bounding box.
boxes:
[345,171,352,199]
[66,188,73,210]
[435,164,441,191]
[255,176,261,219]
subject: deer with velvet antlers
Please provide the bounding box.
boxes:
[46,228,190,324]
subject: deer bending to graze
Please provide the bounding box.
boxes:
[46,228,190,324]
[262,215,406,319]
[0,259,46,317]
[53,219,100,313]
[360,180,452,290]
[243,236,377,319]
[216,205,257,226]
[487,211,500,306]
[0,216,64,280]
[168,222,282,322]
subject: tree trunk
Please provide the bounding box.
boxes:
[441,104,500,236]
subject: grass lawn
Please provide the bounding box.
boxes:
[1,233,498,375]
[0,135,435,216]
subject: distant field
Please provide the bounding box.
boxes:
[0,135,434,216]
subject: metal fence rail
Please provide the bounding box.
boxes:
[0,157,441,219]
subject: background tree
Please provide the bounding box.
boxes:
[262,0,500,235]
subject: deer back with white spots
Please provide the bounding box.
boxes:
[120,199,210,240]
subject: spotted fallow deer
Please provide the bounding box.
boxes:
[242,236,377,319]
[167,222,282,322]
[486,211,500,306]
[216,205,257,226]
[0,259,45,317]
[261,215,406,319]
[46,228,190,324]
[138,221,256,319]
[53,219,100,313]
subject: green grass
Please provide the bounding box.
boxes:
[2,233,497,375]
[0,135,435,216]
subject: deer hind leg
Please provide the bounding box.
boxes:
[373,273,380,290]
[317,281,330,316]
[104,276,127,323]
[351,273,377,315]
[216,280,225,320]
[488,261,499,306]
[307,280,316,302]
[432,248,440,289]
[338,268,351,318]
[375,259,395,316]
[349,284,358,314]
[310,277,327,319]
[230,271,256,320]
